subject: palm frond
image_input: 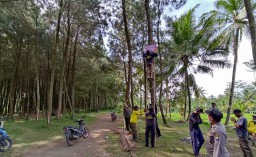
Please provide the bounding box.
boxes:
[196,65,213,76]
[201,59,231,69]
[188,74,199,98]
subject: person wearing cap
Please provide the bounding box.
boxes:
[130,105,144,142]
[123,104,132,132]
[189,108,205,157]
[248,115,256,137]
[231,109,254,157]
[145,105,156,147]
[205,109,229,157]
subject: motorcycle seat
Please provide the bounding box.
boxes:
[75,119,84,123]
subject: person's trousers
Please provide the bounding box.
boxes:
[239,137,254,157]
[130,123,137,141]
[124,117,131,131]
[190,128,204,156]
[145,125,155,147]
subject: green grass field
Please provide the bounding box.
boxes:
[0,112,255,157]
[106,113,256,157]
[1,113,96,157]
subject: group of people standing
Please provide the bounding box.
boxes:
[189,102,254,157]
[123,102,255,157]
[123,104,159,147]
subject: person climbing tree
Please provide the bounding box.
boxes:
[143,50,158,79]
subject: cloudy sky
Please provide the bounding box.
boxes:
[169,0,255,97]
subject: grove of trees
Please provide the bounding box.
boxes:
[0,0,255,124]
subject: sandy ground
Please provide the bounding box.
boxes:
[17,114,120,157]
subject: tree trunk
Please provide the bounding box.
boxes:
[143,59,147,109]
[9,41,22,120]
[243,0,256,64]
[47,0,63,124]
[34,12,40,120]
[156,0,167,124]
[225,29,239,125]
[184,56,191,120]
[70,25,79,117]
[122,0,132,106]
[57,0,71,119]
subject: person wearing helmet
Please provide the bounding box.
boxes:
[145,105,156,147]
[205,109,229,157]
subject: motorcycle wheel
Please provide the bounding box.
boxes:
[0,137,13,152]
[65,133,76,146]
[82,127,89,139]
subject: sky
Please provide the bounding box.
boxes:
[169,0,256,97]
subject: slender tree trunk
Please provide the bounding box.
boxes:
[34,12,40,120]
[47,0,63,124]
[225,29,239,125]
[143,59,147,109]
[184,56,191,120]
[9,42,22,120]
[243,0,256,64]
[145,0,153,44]
[122,0,132,106]
[70,26,79,117]
[156,0,167,124]
[184,84,187,121]
[57,1,71,119]
[131,77,134,107]
[145,0,155,106]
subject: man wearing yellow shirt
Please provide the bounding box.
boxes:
[248,115,256,136]
[130,106,144,142]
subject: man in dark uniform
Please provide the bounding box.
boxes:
[145,105,156,147]
[189,108,204,157]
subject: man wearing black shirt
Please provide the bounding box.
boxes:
[189,108,204,157]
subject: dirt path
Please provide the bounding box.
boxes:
[17,114,121,157]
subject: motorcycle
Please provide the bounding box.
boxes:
[63,119,89,146]
[111,112,117,122]
[0,121,13,152]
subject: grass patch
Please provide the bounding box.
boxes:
[106,113,256,157]
[1,112,96,157]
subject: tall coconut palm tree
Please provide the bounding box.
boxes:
[203,0,248,125]
[166,5,230,118]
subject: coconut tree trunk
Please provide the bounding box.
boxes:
[47,0,63,124]
[184,56,191,120]
[225,29,239,125]
[243,0,256,64]
[122,0,132,106]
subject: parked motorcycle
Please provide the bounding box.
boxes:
[63,119,89,146]
[111,111,117,122]
[0,121,13,152]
